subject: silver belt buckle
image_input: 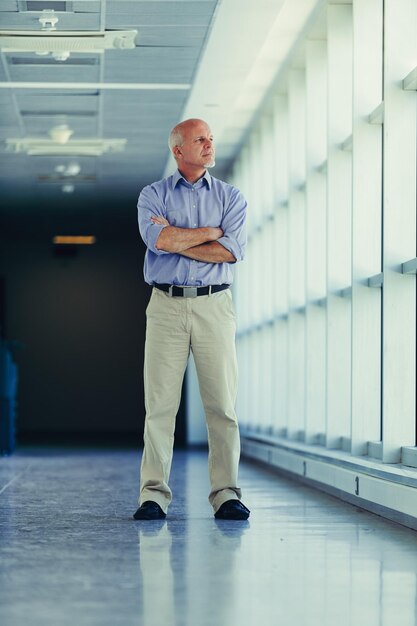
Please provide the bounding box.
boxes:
[182,286,198,298]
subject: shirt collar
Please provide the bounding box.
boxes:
[172,169,212,190]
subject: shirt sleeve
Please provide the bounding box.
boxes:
[137,184,170,255]
[217,188,247,262]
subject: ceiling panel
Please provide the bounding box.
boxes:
[103,47,199,83]
[0,61,7,81]
[14,91,99,112]
[102,92,186,116]
[0,158,34,180]
[7,63,101,83]
[129,25,207,48]
[72,2,100,11]
[105,1,216,23]
[0,114,22,140]
[0,2,18,11]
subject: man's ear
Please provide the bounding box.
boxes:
[173,146,182,160]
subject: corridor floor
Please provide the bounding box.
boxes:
[1,447,416,626]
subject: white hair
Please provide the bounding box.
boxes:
[168,127,184,151]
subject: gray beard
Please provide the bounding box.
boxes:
[204,159,215,168]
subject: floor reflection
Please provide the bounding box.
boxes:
[137,517,249,626]
[0,448,416,625]
[137,521,173,626]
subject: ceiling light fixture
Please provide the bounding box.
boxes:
[6,137,127,156]
[0,29,138,60]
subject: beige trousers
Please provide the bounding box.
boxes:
[139,287,242,513]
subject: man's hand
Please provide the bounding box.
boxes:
[151,215,170,227]
[152,215,224,253]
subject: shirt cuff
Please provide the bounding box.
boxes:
[146,223,170,255]
[217,236,243,262]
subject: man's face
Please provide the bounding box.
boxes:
[175,121,215,169]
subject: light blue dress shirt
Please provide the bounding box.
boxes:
[137,170,247,286]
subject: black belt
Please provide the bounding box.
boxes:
[154,284,229,298]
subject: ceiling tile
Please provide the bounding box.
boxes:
[103,47,198,83]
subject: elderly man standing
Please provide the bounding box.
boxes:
[134,118,249,521]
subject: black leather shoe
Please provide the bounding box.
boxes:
[214,499,250,520]
[133,501,166,520]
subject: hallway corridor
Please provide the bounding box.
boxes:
[1,448,416,626]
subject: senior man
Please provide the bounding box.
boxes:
[133,118,249,521]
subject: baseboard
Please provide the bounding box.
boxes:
[241,434,417,532]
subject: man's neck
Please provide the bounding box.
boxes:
[178,167,206,185]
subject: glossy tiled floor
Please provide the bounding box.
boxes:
[1,447,417,626]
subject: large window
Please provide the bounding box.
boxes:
[231,0,417,470]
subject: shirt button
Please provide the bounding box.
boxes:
[193,223,197,226]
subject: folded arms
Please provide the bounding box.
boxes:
[151,216,236,263]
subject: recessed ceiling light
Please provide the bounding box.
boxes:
[66,162,80,176]
[55,162,80,176]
